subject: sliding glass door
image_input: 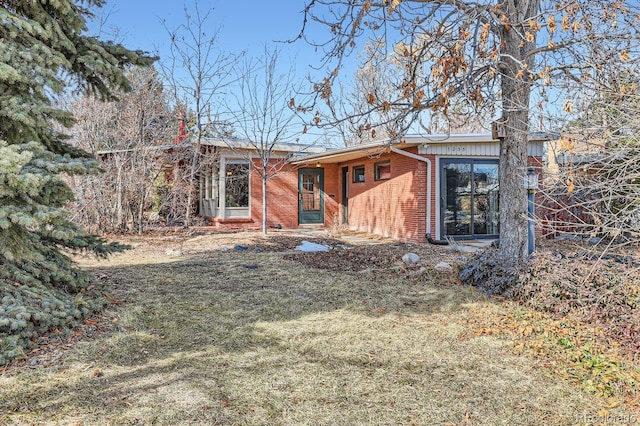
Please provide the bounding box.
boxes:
[441,159,499,239]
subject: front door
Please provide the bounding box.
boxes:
[441,159,499,239]
[298,168,324,224]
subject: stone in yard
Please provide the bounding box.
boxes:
[402,252,420,265]
[434,262,453,273]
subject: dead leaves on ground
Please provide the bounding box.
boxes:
[464,303,640,408]
[1,314,121,373]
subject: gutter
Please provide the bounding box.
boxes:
[389,147,447,245]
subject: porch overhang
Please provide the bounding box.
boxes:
[291,140,422,165]
[292,132,558,166]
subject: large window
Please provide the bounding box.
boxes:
[225,162,249,208]
[199,159,250,219]
[442,159,499,238]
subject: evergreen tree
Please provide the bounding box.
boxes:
[0,1,154,364]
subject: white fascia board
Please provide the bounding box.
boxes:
[403,131,559,144]
[199,137,326,154]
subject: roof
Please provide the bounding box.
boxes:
[291,139,421,164]
[96,138,327,157]
[292,132,559,165]
[199,137,326,155]
[402,131,559,144]
[96,144,173,156]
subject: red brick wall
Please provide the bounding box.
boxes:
[322,163,340,228]
[248,161,340,229]
[338,149,432,242]
[249,160,299,229]
[206,153,543,240]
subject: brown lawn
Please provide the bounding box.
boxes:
[0,230,637,425]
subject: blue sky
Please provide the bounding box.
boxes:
[88,0,350,144]
[89,0,339,82]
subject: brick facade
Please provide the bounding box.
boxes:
[202,148,544,242]
[248,161,340,229]
[205,160,339,231]
[336,148,435,243]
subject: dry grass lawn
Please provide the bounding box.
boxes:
[0,231,637,425]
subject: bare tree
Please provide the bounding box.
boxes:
[66,66,172,233]
[540,72,640,251]
[160,2,240,227]
[301,1,640,263]
[224,47,309,234]
[332,39,408,145]
[328,38,488,146]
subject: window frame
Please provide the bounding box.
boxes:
[224,161,250,208]
[352,165,365,183]
[374,160,391,181]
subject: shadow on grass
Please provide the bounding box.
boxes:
[1,249,619,425]
[0,252,480,411]
[88,250,478,354]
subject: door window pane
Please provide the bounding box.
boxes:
[444,163,471,236]
[473,164,499,235]
[443,160,499,237]
[302,173,321,211]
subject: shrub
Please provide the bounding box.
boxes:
[460,248,640,356]
[0,278,106,365]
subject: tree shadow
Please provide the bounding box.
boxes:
[1,248,484,423]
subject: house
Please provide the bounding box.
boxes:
[93,130,326,231]
[196,132,554,242]
[194,138,325,229]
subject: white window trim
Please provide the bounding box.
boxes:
[218,156,251,219]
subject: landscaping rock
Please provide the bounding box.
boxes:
[434,262,453,273]
[409,266,427,276]
[402,252,420,265]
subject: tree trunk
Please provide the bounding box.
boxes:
[138,192,145,235]
[185,142,201,228]
[498,1,539,263]
[262,172,268,234]
[115,155,123,231]
[185,164,195,227]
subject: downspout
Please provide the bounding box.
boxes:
[389,146,448,245]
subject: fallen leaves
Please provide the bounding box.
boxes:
[2,314,121,372]
[463,302,640,407]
